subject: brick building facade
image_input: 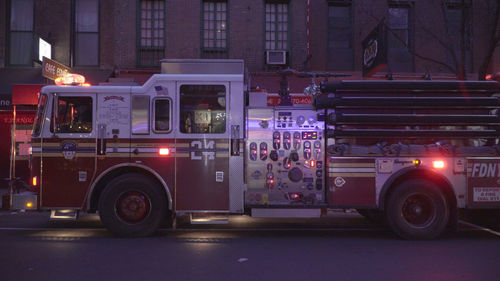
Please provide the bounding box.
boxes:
[0,0,499,92]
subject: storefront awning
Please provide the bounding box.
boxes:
[12,84,44,105]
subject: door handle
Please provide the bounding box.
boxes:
[231,125,240,156]
[98,124,106,155]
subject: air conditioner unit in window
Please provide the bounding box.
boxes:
[266,50,287,65]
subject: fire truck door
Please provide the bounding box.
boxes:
[41,93,97,208]
[175,83,230,211]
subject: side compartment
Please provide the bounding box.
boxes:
[467,158,500,208]
[327,157,377,207]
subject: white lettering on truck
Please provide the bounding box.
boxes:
[471,163,500,177]
[190,141,215,160]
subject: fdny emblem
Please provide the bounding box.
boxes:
[61,142,77,160]
[334,177,346,187]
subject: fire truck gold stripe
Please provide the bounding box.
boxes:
[174,153,228,158]
[77,143,96,147]
[36,142,97,148]
[76,153,95,157]
[41,153,96,157]
[131,143,174,148]
[329,163,375,168]
[329,173,376,177]
[42,143,61,147]
[107,143,131,148]
[105,153,130,157]
[131,153,173,157]
[329,168,375,173]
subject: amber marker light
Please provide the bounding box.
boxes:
[26,202,33,208]
[433,160,445,169]
[159,148,170,155]
[32,176,37,186]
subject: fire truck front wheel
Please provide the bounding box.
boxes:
[386,179,449,240]
[98,173,167,237]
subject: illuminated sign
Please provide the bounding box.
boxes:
[38,38,51,61]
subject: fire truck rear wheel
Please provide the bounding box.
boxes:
[98,173,167,237]
[386,179,449,240]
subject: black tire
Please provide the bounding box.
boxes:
[386,179,449,240]
[357,209,385,224]
[98,173,167,237]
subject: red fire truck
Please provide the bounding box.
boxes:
[12,59,500,239]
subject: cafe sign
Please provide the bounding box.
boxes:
[42,57,71,81]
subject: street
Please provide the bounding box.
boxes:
[0,210,499,281]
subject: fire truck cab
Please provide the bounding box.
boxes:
[21,59,500,239]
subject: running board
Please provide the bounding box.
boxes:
[251,208,321,218]
[50,209,79,221]
[189,213,229,224]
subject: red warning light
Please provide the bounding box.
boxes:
[158,148,170,155]
[433,160,445,169]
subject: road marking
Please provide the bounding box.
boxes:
[459,220,500,237]
[0,227,383,232]
[0,227,105,231]
[169,227,386,232]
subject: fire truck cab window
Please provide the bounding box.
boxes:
[51,96,93,133]
[153,98,171,132]
[180,85,226,134]
[132,95,150,134]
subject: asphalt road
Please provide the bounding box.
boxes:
[0,210,499,281]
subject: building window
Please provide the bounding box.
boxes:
[387,5,413,72]
[8,0,34,65]
[74,0,99,66]
[445,1,472,73]
[265,2,288,50]
[202,1,227,59]
[137,0,165,67]
[327,2,353,70]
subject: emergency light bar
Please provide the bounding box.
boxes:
[55,73,90,86]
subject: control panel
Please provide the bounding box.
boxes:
[246,107,325,205]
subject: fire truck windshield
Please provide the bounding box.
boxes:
[32,94,47,137]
